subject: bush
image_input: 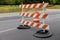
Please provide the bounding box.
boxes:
[5,0,16,5]
[0,0,60,5]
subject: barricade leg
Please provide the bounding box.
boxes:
[33,28,53,38]
[17,3,31,29]
[33,18,52,38]
[17,25,30,29]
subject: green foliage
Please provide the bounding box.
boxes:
[0,0,60,5]
[56,0,60,4]
[49,0,57,4]
[5,0,16,4]
[16,0,23,4]
[0,0,16,5]
[0,0,5,4]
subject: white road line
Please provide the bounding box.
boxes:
[0,28,16,33]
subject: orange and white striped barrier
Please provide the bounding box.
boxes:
[18,1,52,38]
[33,18,39,23]
[19,3,48,8]
[20,12,48,19]
[20,20,49,30]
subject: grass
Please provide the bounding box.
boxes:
[0,5,60,13]
[0,5,21,13]
[48,5,60,9]
[0,5,42,13]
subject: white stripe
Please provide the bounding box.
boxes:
[24,13,27,16]
[20,13,22,16]
[21,13,24,16]
[32,23,37,27]
[20,20,24,24]
[30,4,35,8]
[26,4,29,8]
[24,21,28,24]
[39,13,44,18]
[35,4,41,8]
[33,14,37,18]
[28,13,32,17]
[22,5,25,8]
[28,22,32,26]
[43,3,48,8]
[39,24,45,28]
[19,5,21,8]
[34,19,39,21]
[45,25,49,30]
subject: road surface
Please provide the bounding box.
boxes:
[0,10,60,40]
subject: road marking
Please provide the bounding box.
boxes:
[0,28,16,33]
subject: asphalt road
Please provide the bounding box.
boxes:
[0,10,60,40]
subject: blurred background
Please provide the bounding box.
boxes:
[0,0,60,13]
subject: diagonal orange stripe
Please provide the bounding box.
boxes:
[42,13,48,19]
[28,4,31,8]
[30,13,35,17]
[24,5,26,8]
[22,20,25,24]
[46,5,49,8]
[35,14,40,18]
[36,23,40,28]
[26,21,29,24]
[33,4,37,8]
[30,22,34,26]
[22,13,24,16]
[39,3,44,8]
[26,13,29,17]
[42,24,48,29]
[32,12,40,18]
[20,20,24,24]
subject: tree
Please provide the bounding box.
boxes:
[5,0,16,5]
[49,0,57,4]
[0,0,5,4]
[16,0,22,4]
[56,0,60,4]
